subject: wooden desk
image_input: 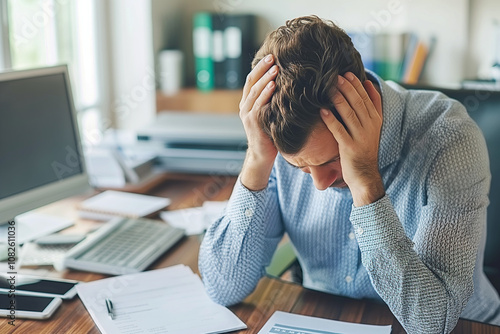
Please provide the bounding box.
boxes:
[2,175,500,334]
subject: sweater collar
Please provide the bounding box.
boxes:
[365,70,405,169]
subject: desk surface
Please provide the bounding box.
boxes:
[2,174,499,334]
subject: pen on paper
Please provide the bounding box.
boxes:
[105,298,115,320]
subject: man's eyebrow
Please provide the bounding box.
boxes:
[285,155,340,169]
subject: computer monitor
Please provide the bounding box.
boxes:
[0,65,90,225]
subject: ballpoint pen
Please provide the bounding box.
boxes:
[105,298,115,320]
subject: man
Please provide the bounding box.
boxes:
[199,15,500,333]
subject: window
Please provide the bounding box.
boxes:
[2,0,105,144]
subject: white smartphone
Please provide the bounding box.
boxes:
[0,275,78,299]
[0,293,62,319]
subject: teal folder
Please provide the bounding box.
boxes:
[193,12,214,91]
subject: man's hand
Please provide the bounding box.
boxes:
[239,54,279,191]
[320,72,384,207]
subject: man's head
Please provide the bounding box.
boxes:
[252,15,367,189]
[252,15,366,155]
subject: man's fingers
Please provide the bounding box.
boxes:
[320,108,350,143]
[363,80,382,119]
[250,81,276,114]
[331,89,360,132]
[240,64,278,114]
[338,73,373,124]
[241,54,275,108]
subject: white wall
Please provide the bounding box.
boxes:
[151,0,184,59]
[467,0,500,79]
[0,0,12,70]
[106,0,156,130]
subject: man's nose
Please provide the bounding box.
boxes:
[309,166,338,190]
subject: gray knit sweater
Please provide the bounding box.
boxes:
[199,71,500,333]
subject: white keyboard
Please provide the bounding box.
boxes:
[63,217,184,275]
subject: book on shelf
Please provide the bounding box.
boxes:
[223,14,256,89]
[401,38,428,84]
[417,36,436,83]
[399,33,419,82]
[373,33,408,81]
[401,36,436,84]
[192,12,256,91]
[193,12,214,91]
[212,14,226,88]
[349,31,434,84]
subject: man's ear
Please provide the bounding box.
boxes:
[363,80,382,119]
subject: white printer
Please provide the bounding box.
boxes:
[137,112,248,175]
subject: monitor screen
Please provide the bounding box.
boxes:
[0,73,83,199]
[0,66,89,224]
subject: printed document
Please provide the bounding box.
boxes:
[258,311,391,334]
[77,264,246,334]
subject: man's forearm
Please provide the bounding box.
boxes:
[199,172,284,306]
[350,173,386,207]
[350,196,477,333]
[240,151,275,191]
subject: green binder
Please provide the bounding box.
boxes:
[193,12,214,91]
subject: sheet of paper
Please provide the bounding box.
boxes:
[258,311,391,334]
[160,200,227,235]
[160,207,207,235]
[0,212,73,244]
[76,264,246,334]
[78,190,170,219]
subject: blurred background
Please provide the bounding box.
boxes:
[0,0,499,152]
[2,0,500,302]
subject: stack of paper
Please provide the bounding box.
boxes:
[76,264,246,334]
[78,190,171,221]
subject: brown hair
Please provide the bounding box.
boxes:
[252,15,366,154]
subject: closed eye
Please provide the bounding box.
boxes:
[284,156,340,169]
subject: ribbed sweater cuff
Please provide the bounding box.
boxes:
[350,195,409,252]
[225,177,269,231]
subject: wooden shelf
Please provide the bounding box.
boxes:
[156,88,243,114]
